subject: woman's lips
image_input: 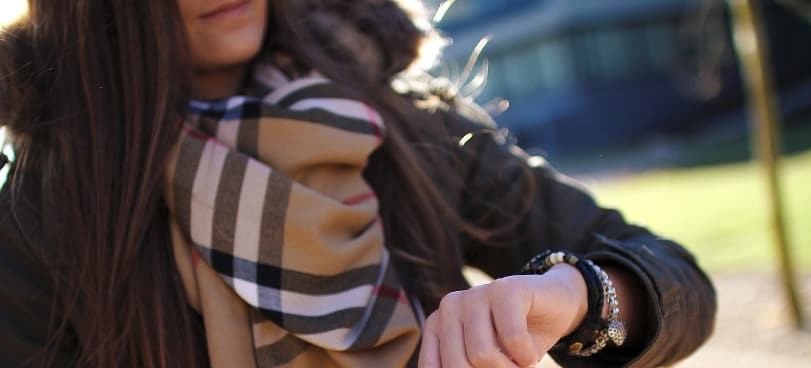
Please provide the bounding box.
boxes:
[200,0,251,21]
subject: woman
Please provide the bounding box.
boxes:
[0,0,716,367]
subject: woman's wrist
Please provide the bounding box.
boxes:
[522,251,637,357]
[546,263,589,336]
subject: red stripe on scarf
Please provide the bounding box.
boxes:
[363,103,383,143]
[191,248,203,267]
[342,192,377,206]
[182,125,228,147]
[374,285,402,301]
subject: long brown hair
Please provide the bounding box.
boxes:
[0,0,530,366]
[1,1,205,366]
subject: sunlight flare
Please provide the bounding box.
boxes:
[0,0,28,28]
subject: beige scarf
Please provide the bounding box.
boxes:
[165,62,421,367]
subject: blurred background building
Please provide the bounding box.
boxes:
[435,0,811,170]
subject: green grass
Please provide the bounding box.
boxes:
[586,150,811,274]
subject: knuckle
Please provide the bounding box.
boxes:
[501,332,540,366]
[424,312,440,329]
[467,348,501,367]
[488,280,521,306]
[489,276,512,291]
[438,290,463,311]
[535,334,555,355]
[501,332,531,352]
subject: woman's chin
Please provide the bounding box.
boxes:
[192,33,264,70]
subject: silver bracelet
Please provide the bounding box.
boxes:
[569,260,627,357]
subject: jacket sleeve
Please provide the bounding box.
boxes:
[0,176,80,367]
[441,111,717,368]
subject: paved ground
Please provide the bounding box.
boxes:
[537,272,811,367]
[672,273,811,367]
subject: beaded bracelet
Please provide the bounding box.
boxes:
[521,251,627,357]
[566,260,627,356]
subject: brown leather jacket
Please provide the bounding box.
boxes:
[0,111,716,367]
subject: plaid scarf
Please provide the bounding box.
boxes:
[166,62,422,367]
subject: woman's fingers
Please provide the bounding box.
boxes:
[489,278,542,367]
[419,274,578,368]
[437,292,473,368]
[418,314,441,368]
[461,307,519,368]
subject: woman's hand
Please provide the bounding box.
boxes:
[418,264,588,368]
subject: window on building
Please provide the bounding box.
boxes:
[644,24,677,72]
[537,38,574,90]
[439,0,536,28]
[592,28,631,80]
[572,28,633,82]
[502,43,545,96]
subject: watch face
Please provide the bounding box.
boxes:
[608,320,628,346]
